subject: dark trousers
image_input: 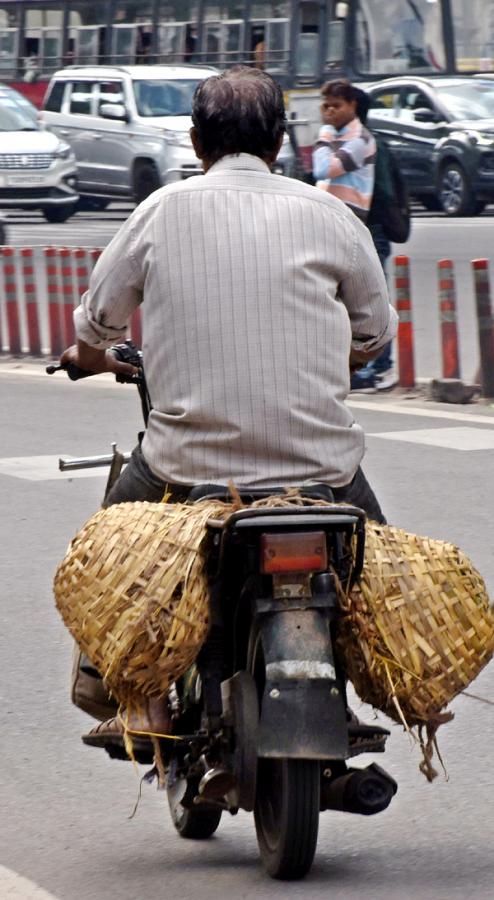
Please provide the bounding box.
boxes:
[105,443,386,524]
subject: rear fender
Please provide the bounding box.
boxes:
[256,606,348,760]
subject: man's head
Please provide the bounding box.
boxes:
[320,79,359,131]
[191,66,286,169]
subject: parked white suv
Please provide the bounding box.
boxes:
[42,65,296,207]
[0,97,78,222]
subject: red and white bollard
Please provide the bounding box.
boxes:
[394,255,415,389]
[44,247,64,357]
[21,247,41,356]
[437,259,460,379]
[2,248,21,354]
[58,248,76,346]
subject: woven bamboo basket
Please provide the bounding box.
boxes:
[335,521,494,778]
[53,500,225,707]
[54,494,494,777]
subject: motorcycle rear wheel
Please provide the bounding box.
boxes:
[254,757,320,879]
[248,625,320,879]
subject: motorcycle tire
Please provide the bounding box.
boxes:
[254,757,320,880]
[248,624,320,879]
[168,800,222,840]
[167,756,222,840]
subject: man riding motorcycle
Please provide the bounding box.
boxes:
[60,65,397,752]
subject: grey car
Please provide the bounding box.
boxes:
[42,65,296,207]
[366,76,494,216]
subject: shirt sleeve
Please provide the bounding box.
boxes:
[313,133,376,181]
[73,208,145,349]
[339,215,398,354]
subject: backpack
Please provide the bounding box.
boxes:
[368,139,411,244]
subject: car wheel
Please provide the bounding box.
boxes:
[438,162,475,216]
[133,161,161,205]
[43,206,75,223]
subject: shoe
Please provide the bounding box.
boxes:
[350,372,377,394]
[82,697,171,757]
[375,369,398,391]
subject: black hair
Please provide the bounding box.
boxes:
[191,65,286,163]
[354,87,371,125]
[320,78,359,104]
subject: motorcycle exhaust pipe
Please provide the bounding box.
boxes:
[321,763,397,816]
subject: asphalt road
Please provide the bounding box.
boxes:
[3,203,493,381]
[1,362,493,899]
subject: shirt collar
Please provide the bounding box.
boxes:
[205,153,271,175]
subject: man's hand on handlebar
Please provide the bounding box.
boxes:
[60,340,139,378]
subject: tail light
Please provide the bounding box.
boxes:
[260,532,327,574]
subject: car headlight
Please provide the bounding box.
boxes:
[54,141,74,159]
[162,130,192,148]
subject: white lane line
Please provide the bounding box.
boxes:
[348,398,494,426]
[0,865,60,899]
[368,425,494,451]
[0,456,107,481]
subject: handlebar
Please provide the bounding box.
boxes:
[46,362,95,381]
[46,340,151,425]
[45,340,143,384]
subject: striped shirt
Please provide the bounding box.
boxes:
[74,154,396,488]
[312,118,376,220]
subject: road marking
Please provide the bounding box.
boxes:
[368,425,494,451]
[0,865,60,899]
[348,398,494,426]
[0,455,107,481]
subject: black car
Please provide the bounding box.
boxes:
[365,76,494,216]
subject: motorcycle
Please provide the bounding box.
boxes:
[48,340,397,881]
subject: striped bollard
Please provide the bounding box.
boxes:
[58,248,75,345]
[74,248,90,301]
[2,248,21,354]
[44,247,64,357]
[21,247,41,355]
[437,259,460,379]
[472,259,494,398]
[394,255,415,388]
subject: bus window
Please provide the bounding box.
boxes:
[249,3,290,71]
[295,2,322,79]
[158,23,187,63]
[0,4,19,77]
[451,0,494,72]
[68,3,109,65]
[113,1,153,63]
[355,0,445,76]
[202,2,245,66]
[24,6,63,77]
[112,25,137,65]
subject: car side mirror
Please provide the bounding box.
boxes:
[99,102,128,122]
[413,107,439,123]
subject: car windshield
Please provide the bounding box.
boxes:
[437,83,494,121]
[0,101,38,131]
[133,79,200,117]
